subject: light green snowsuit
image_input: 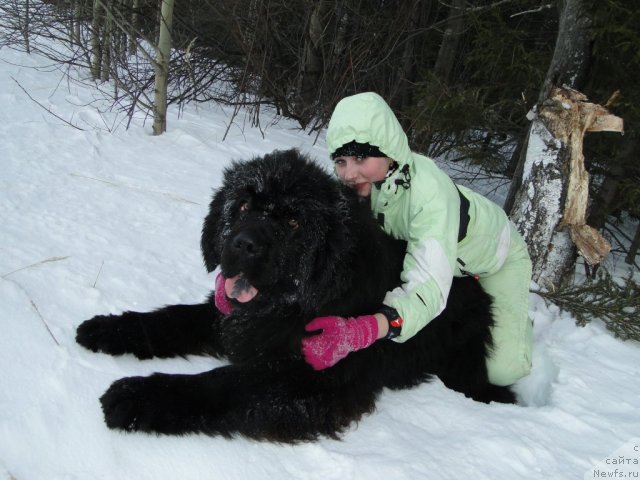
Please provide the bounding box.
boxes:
[327,92,532,386]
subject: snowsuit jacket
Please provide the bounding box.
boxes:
[326,92,514,342]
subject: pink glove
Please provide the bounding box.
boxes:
[214,273,233,315]
[302,315,379,370]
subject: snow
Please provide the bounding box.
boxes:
[1,45,639,480]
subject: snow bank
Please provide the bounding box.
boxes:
[1,45,638,480]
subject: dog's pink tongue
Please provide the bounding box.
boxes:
[224,275,259,303]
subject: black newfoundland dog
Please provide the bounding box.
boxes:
[76,149,514,443]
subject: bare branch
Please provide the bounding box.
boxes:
[511,3,554,18]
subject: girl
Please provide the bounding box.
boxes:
[301,92,533,387]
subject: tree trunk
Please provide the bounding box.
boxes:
[73,0,81,45]
[509,115,573,288]
[129,0,139,55]
[153,0,174,135]
[90,0,103,80]
[588,136,639,230]
[391,0,427,115]
[432,0,465,83]
[506,0,594,288]
[509,87,622,289]
[100,0,112,82]
[626,223,640,266]
[295,1,329,127]
[505,0,592,213]
[587,164,624,231]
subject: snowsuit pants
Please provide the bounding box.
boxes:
[479,223,533,386]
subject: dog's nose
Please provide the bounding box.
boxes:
[231,231,262,257]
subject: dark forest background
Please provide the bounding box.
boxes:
[1,0,638,337]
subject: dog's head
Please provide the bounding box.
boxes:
[201,149,357,314]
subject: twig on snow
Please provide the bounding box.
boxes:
[11,76,86,131]
[28,295,60,346]
[93,260,104,288]
[1,256,70,278]
[2,277,60,346]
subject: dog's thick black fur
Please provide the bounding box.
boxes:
[76,149,514,443]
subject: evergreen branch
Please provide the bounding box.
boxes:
[534,272,640,341]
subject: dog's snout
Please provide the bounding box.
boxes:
[231,231,262,257]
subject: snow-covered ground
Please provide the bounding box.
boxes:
[1,44,639,480]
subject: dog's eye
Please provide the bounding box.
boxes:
[288,218,299,230]
[239,201,249,212]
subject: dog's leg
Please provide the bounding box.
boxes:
[100,364,378,442]
[76,300,225,359]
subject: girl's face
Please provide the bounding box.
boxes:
[333,156,393,197]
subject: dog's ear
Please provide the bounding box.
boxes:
[201,188,226,272]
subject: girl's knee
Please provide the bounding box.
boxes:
[487,357,532,386]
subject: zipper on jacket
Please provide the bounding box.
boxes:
[457,258,481,281]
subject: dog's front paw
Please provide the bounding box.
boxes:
[76,313,153,358]
[100,376,155,432]
[76,315,126,354]
[100,374,196,434]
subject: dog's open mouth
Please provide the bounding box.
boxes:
[224,274,259,303]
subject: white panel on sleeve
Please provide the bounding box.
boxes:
[384,238,453,321]
[405,239,453,302]
[495,223,512,270]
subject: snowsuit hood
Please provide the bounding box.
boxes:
[327,92,413,169]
